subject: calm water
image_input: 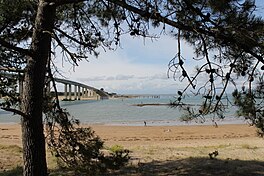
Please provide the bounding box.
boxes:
[0,95,245,126]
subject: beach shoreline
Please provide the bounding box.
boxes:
[1,123,264,175]
[0,123,262,150]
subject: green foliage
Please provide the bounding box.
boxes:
[49,126,105,174]
[44,105,130,175]
[108,145,125,153]
[0,0,34,42]
[232,77,264,136]
[104,145,130,170]
[0,74,20,110]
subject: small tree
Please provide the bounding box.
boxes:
[44,107,130,174]
[0,0,130,175]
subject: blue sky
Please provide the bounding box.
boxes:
[55,1,264,95]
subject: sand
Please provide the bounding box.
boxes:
[0,123,264,175]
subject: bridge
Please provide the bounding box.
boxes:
[54,78,109,100]
[0,67,110,100]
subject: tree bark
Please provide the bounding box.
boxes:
[21,1,55,176]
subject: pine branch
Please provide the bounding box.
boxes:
[0,67,25,73]
[54,27,95,48]
[0,38,32,56]
[109,0,264,65]
[1,107,28,118]
[53,0,85,6]
[52,32,78,65]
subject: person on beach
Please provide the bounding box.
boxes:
[144,121,147,127]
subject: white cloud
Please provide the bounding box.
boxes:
[53,33,197,94]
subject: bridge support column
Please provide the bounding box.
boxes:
[78,86,81,100]
[85,88,88,98]
[90,90,93,97]
[69,84,72,100]
[64,84,68,100]
[74,85,77,100]
[82,87,85,99]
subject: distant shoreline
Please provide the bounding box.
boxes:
[0,114,247,127]
[0,117,247,127]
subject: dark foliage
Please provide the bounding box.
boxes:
[44,96,130,174]
[232,77,264,136]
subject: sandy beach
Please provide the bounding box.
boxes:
[0,123,264,175]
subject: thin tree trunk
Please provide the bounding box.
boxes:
[21,1,55,175]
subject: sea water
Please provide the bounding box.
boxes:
[0,95,246,126]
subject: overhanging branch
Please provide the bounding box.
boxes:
[54,27,95,48]
[0,38,32,56]
[108,0,264,65]
[1,107,29,119]
[53,0,85,6]
[107,0,192,31]
[52,32,79,65]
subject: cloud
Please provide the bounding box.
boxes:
[79,73,168,82]
[115,74,135,80]
[54,33,197,94]
[77,75,135,82]
[78,76,106,82]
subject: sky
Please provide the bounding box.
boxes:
[55,1,264,95]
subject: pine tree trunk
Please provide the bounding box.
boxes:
[21,1,55,175]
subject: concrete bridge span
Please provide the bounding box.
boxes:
[53,78,109,100]
[0,68,109,100]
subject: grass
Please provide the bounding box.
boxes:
[202,144,231,149]
[107,144,125,153]
[0,144,23,173]
[241,144,258,150]
[0,144,22,154]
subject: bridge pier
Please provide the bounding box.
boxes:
[78,86,81,100]
[82,87,85,99]
[54,78,109,101]
[69,84,72,100]
[90,90,94,97]
[85,88,88,98]
[74,85,77,100]
[64,83,68,100]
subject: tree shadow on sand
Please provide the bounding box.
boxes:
[1,157,264,176]
[109,157,264,176]
[0,166,23,176]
